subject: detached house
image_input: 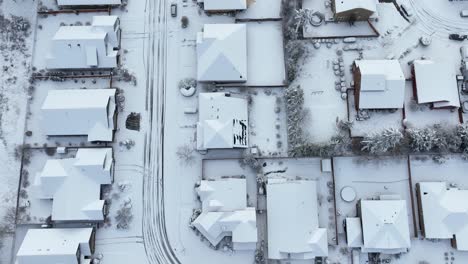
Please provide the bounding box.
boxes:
[15,228,95,264]
[197,24,247,83]
[192,179,258,250]
[345,196,411,254]
[46,16,121,69]
[417,182,468,251]
[353,60,405,110]
[412,60,460,109]
[196,93,248,151]
[267,179,328,260]
[33,148,114,222]
[41,89,117,142]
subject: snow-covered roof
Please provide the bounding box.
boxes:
[198,0,247,11]
[413,60,460,108]
[197,93,248,150]
[417,182,468,251]
[47,16,120,69]
[197,179,247,212]
[360,199,411,253]
[355,60,405,109]
[346,217,364,247]
[267,179,328,260]
[57,0,121,6]
[16,228,94,264]
[193,179,257,250]
[333,0,377,14]
[33,148,114,222]
[41,89,117,142]
[197,24,247,82]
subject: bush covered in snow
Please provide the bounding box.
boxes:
[285,85,307,149]
[361,128,404,155]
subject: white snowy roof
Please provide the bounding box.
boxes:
[197,93,248,150]
[334,0,377,13]
[355,60,405,109]
[197,179,247,212]
[57,0,121,6]
[267,179,328,260]
[41,89,116,142]
[418,182,468,251]
[360,199,411,253]
[197,24,247,82]
[16,228,94,264]
[193,208,257,250]
[193,178,257,250]
[346,217,364,248]
[199,0,247,11]
[33,148,113,222]
[413,60,460,108]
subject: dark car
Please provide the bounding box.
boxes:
[171,3,177,17]
[449,34,467,41]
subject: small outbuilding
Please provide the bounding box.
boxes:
[197,24,247,83]
[57,0,121,6]
[46,16,121,69]
[332,0,377,22]
[197,0,247,12]
[41,89,117,142]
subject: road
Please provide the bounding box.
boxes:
[142,0,181,263]
[407,0,468,36]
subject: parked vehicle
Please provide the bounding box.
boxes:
[171,3,177,17]
[449,34,467,41]
[461,10,468,18]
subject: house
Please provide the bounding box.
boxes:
[353,60,405,110]
[46,16,121,69]
[192,179,257,250]
[412,60,460,109]
[197,24,247,83]
[267,179,328,260]
[345,196,411,254]
[416,182,468,251]
[41,89,117,142]
[332,0,377,22]
[196,93,248,150]
[197,0,247,12]
[57,0,121,6]
[32,148,114,222]
[15,228,95,264]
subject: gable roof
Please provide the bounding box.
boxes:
[413,60,460,108]
[267,179,328,260]
[193,179,257,250]
[16,228,94,264]
[360,200,411,253]
[200,0,247,11]
[355,60,405,109]
[334,0,377,13]
[33,148,113,222]
[41,89,116,142]
[197,24,247,82]
[418,182,468,250]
